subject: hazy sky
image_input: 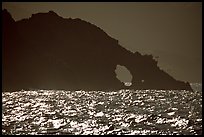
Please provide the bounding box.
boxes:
[2,2,202,83]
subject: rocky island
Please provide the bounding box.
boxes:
[2,9,193,91]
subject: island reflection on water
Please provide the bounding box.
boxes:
[2,83,202,135]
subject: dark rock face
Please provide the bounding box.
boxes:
[2,9,192,91]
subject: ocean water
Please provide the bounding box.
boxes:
[2,83,202,135]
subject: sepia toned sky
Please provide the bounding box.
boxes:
[2,2,202,83]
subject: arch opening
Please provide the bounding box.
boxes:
[115,65,133,87]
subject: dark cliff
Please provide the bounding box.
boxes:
[2,9,193,91]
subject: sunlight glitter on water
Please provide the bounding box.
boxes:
[2,84,202,135]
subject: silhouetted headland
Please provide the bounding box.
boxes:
[2,9,193,91]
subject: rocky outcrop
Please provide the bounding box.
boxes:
[2,9,192,91]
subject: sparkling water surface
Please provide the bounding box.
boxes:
[2,83,202,135]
